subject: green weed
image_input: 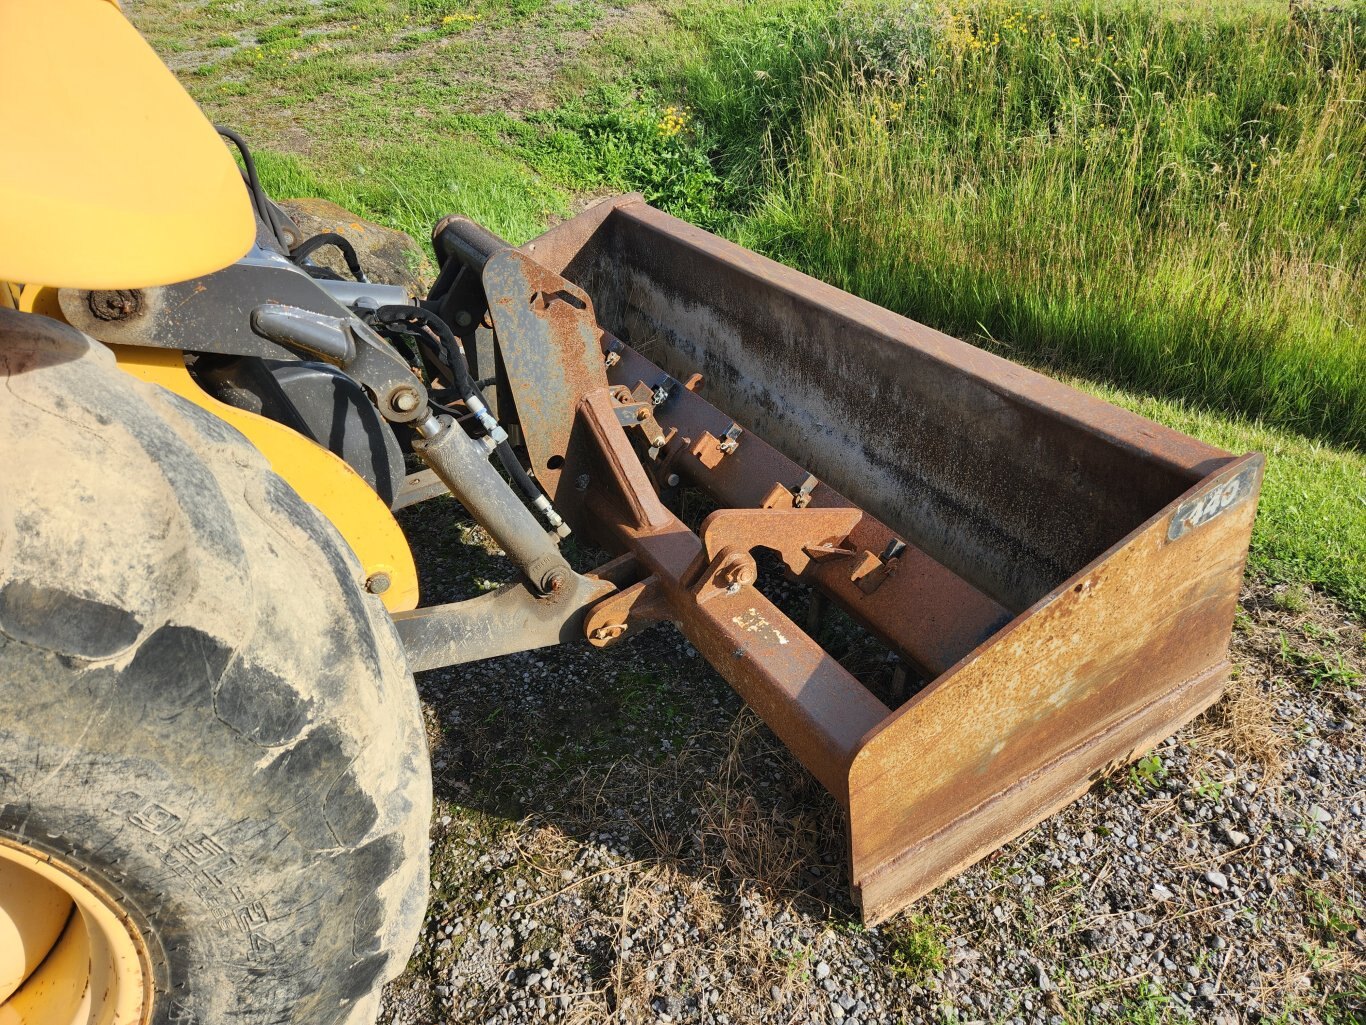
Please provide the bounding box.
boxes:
[1128,752,1167,791]
[1275,585,1311,613]
[1281,635,1363,690]
[1117,979,1192,1023]
[885,913,948,977]
[1307,888,1363,941]
[1191,770,1226,802]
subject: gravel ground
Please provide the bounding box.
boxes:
[379,493,1364,1025]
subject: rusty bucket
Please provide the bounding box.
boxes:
[434,195,1262,924]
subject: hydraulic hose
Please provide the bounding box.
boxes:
[374,305,476,396]
[372,306,568,537]
[292,232,367,283]
[215,125,292,251]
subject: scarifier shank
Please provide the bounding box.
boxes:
[432,197,1262,924]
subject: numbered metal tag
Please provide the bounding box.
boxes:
[1168,462,1260,541]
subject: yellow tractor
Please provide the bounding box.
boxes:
[0,3,1262,1023]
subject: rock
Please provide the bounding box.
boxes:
[1308,805,1332,824]
[276,197,433,295]
[1225,828,1250,847]
[1150,884,1174,902]
[815,961,832,980]
[1204,870,1229,890]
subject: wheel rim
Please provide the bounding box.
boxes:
[0,838,152,1025]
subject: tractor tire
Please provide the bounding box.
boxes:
[0,308,432,1025]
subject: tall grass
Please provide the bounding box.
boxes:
[670,0,1366,449]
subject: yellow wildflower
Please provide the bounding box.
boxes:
[658,105,688,137]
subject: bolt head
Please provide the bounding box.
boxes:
[720,561,756,589]
[665,473,681,488]
[392,389,419,412]
[365,572,391,595]
[88,289,143,322]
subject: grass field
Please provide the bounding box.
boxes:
[132,0,1366,616]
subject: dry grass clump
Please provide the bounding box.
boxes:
[695,712,836,902]
[1189,579,1364,781]
[1190,669,1289,778]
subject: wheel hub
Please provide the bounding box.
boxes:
[0,838,151,1025]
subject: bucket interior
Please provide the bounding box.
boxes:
[528,200,1233,614]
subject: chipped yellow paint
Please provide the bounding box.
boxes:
[732,608,790,645]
